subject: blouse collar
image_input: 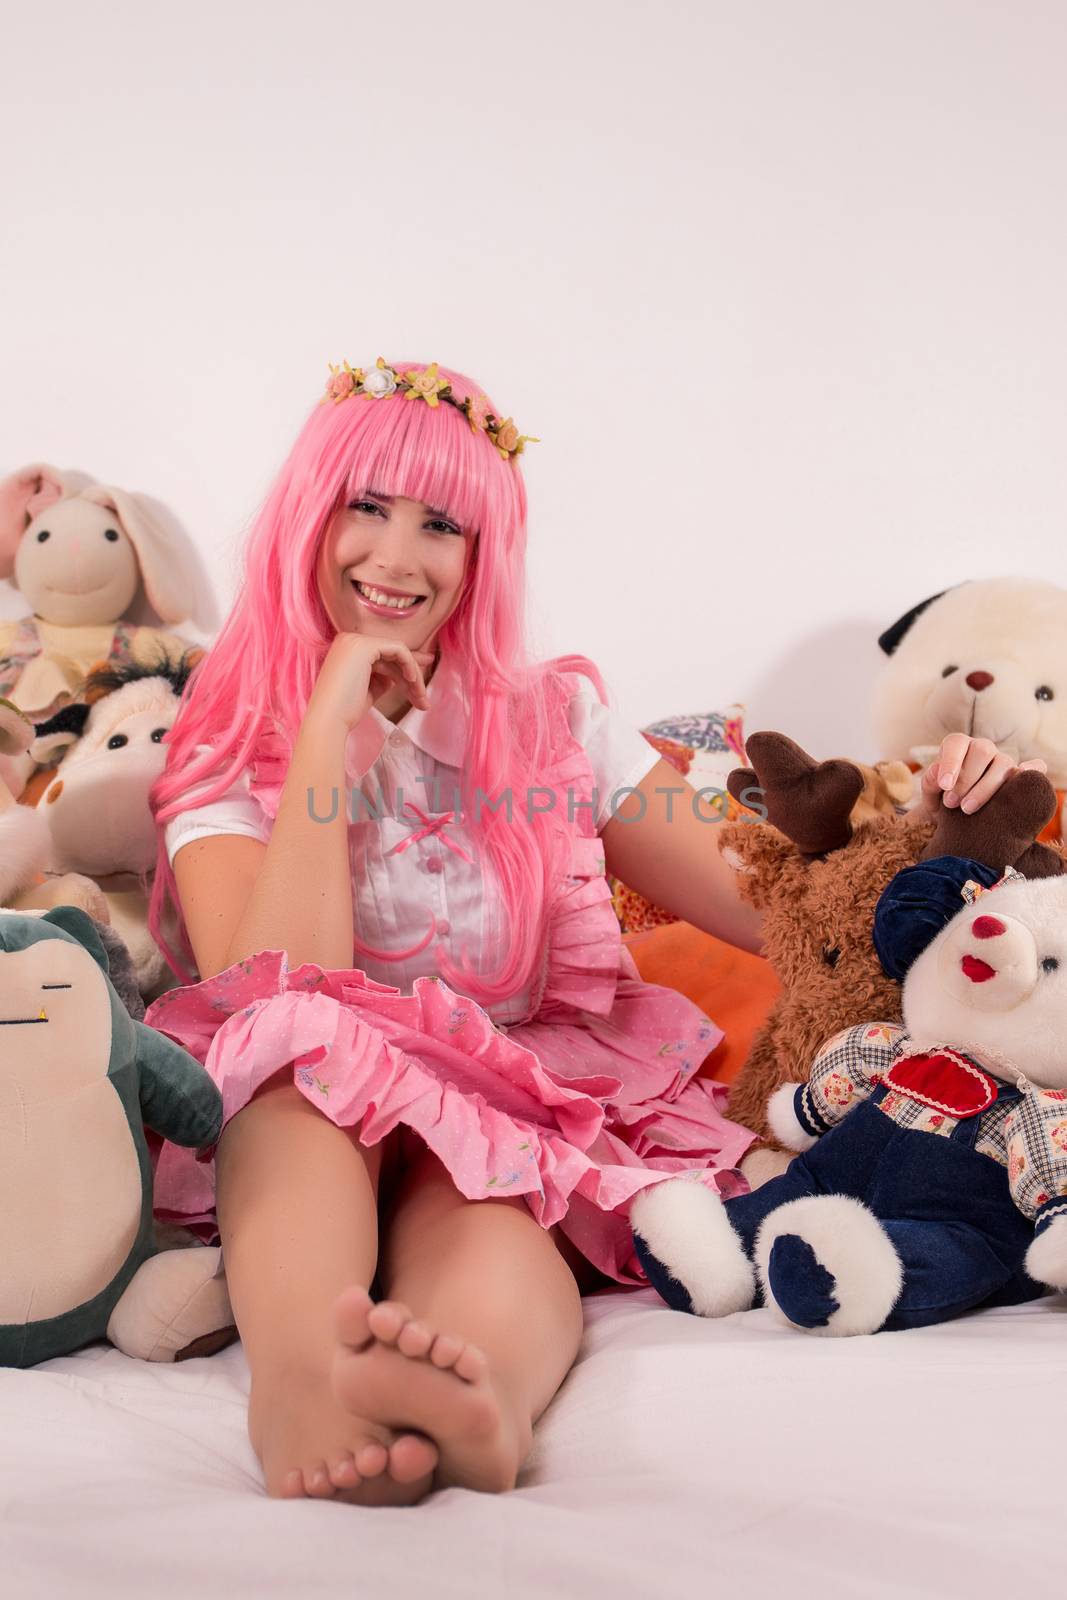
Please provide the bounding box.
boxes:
[346,651,468,775]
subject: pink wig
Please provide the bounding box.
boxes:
[148,362,606,1005]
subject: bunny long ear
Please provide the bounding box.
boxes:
[80,484,193,624]
[0,463,66,579]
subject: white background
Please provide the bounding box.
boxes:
[3,0,1066,761]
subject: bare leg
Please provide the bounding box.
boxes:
[740,1145,794,1188]
[331,1146,585,1493]
[216,1080,436,1504]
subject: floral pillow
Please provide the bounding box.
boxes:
[609,704,752,934]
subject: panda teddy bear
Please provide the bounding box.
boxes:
[631,773,1067,1335]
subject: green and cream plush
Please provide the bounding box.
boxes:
[0,905,233,1367]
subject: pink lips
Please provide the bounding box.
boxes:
[961,954,997,983]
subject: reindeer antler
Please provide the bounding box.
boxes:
[920,768,1065,879]
[726,732,865,858]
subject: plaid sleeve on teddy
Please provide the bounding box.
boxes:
[794,1022,906,1139]
[1004,1090,1067,1230]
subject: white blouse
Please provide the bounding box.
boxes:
[163,661,660,1026]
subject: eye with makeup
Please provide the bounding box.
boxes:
[347,497,462,537]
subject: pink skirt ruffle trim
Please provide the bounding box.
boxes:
[146,950,755,1285]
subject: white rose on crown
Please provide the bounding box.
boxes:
[362,361,398,398]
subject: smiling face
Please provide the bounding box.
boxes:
[316,491,471,658]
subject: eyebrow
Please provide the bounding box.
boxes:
[362,488,455,523]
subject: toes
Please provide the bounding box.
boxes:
[304,1462,337,1499]
[396,1319,434,1359]
[334,1285,375,1352]
[453,1343,488,1384]
[389,1432,439,1484]
[279,1468,306,1499]
[353,1439,389,1479]
[328,1451,360,1490]
[428,1332,464,1370]
[366,1300,414,1346]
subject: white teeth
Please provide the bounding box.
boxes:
[355,581,423,610]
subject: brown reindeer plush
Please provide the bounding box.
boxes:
[720,733,1064,1142]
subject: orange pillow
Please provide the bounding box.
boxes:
[624,921,779,1086]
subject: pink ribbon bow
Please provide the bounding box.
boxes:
[385,800,475,865]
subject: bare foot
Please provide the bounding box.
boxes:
[248,1361,439,1506]
[331,1287,529,1494]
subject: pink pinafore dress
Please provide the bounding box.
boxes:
[147,668,754,1283]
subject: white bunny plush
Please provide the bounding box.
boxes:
[0,463,194,796]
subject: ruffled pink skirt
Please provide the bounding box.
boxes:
[146,949,755,1285]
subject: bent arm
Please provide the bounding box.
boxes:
[173,707,355,979]
[601,758,764,953]
[779,1022,903,1145]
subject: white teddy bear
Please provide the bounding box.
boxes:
[873,578,1067,841]
[632,851,1067,1335]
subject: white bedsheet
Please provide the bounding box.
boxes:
[3,1289,1063,1599]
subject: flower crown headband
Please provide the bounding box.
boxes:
[321,358,538,463]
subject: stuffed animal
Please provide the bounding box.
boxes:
[873,578,1067,842]
[851,758,913,823]
[26,652,200,998]
[0,904,234,1367]
[608,700,912,937]
[0,696,110,922]
[716,733,1063,1143]
[632,775,1067,1335]
[0,463,195,797]
[3,706,142,1013]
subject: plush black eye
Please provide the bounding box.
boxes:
[150,727,167,742]
[107,733,129,750]
[1042,957,1059,974]
[104,527,120,542]
[941,665,958,678]
[823,946,840,969]
[36,528,50,543]
[1036,685,1055,702]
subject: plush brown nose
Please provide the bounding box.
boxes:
[966,671,994,691]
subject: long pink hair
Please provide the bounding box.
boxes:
[148,361,607,1004]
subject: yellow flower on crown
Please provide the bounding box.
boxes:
[487,416,540,460]
[403,363,450,407]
